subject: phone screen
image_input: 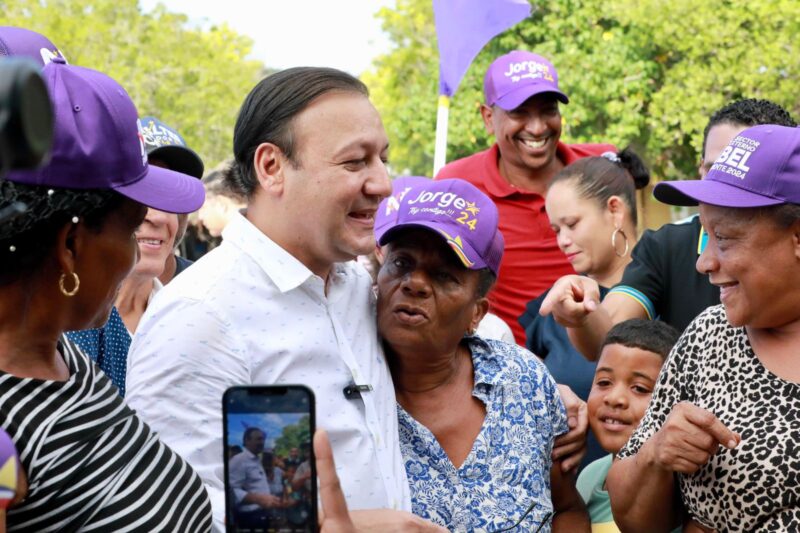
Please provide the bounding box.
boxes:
[223,386,317,533]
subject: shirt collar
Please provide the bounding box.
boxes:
[464,336,504,387]
[482,142,575,198]
[222,212,319,294]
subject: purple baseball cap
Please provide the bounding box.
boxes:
[654,125,800,208]
[484,50,568,110]
[6,58,204,214]
[374,176,432,243]
[378,178,505,275]
[0,26,66,67]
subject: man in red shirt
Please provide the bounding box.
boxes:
[436,50,614,343]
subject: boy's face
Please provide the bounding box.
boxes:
[587,343,664,454]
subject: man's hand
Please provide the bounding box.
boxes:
[643,402,740,474]
[553,384,588,472]
[251,493,282,508]
[539,275,600,327]
[316,430,356,532]
[350,510,448,532]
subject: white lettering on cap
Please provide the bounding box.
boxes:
[136,119,148,167]
[714,135,760,179]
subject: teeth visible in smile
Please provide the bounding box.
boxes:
[601,417,627,426]
[522,138,546,149]
[138,239,162,245]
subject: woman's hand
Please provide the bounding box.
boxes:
[643,402,740,474]
[538,275,600,327]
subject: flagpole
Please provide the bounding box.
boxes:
[433,94,450,176]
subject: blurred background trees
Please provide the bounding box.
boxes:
[364,0,800,182]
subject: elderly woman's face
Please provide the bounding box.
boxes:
[376,229,483,356]
[697,204,800,328]
[73,199,147,329]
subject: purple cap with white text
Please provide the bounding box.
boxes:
[484,50,568,110]
[6,59,205,214]
[374,176,432,243]
[654,125,800,208]
[0,26,66,67]
[378,178,505,275]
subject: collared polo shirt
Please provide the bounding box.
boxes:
[436,142,615,344]
[126,213,411,531]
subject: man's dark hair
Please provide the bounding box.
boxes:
[229,67,369,198]
[242,427,264,446]
[0,180,127,286]
[601,319,680,361]
[702,99,797,156]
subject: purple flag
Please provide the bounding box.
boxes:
[433,0,530,96]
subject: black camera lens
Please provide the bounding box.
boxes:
[0,58,54,176]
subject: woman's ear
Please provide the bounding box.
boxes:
[54,220,79,276]
[607,195,626,227]
[470,297,490,332]
[792,219,800,261]
[253,142,288,196]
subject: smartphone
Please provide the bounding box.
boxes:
[223,385,317,533]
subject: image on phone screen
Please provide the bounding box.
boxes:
[223,386,317,533]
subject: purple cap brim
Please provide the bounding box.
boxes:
[114,164,205,214]
[653,180,785,208]
[379,222,489,272]
[493,84,568,110]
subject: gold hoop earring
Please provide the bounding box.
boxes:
[59,272,80,297]
[611,228,629,257]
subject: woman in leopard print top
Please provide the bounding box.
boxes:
[607,124,800,532]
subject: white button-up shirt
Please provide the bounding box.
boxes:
[228,449,270,512]
[126,213,411,531]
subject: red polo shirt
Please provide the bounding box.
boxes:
[436,142,616,344]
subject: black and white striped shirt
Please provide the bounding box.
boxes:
[1,337,212,532]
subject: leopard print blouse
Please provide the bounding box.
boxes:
[618,305,800,532]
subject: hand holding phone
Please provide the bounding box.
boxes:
[224,386,317,532]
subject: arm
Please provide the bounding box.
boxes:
[550,464,590,532]
[564,293,648,360]
[126,297,250,530]
[607,403,739,532]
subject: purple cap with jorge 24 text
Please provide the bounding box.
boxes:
[484,50,569,110]
[378,178,505,276]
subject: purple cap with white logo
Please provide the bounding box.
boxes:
[484,50,568,110]
[654,125,800,208]
[374,176,432,243]
[6,59,205,214]
[378,178,505,275]
[0,26,66,67]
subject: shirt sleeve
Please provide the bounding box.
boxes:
[126,295,250,531]
[228,456,249,504]
[616,311,706,459]
[609,229,664,320]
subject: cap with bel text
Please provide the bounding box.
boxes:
[654,125,800,208]
[378,178,505,275]
[484,50,568,110]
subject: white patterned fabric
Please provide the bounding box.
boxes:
[398,336,567,532]
[126,212,411,531]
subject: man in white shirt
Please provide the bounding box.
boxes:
[228,428,281,525]
[126,67,441,531]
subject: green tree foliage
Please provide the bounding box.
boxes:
[365,0,800,180]
[273,415,311,457]
[1,0,263,168]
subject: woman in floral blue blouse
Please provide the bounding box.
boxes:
[375,179,589,532]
